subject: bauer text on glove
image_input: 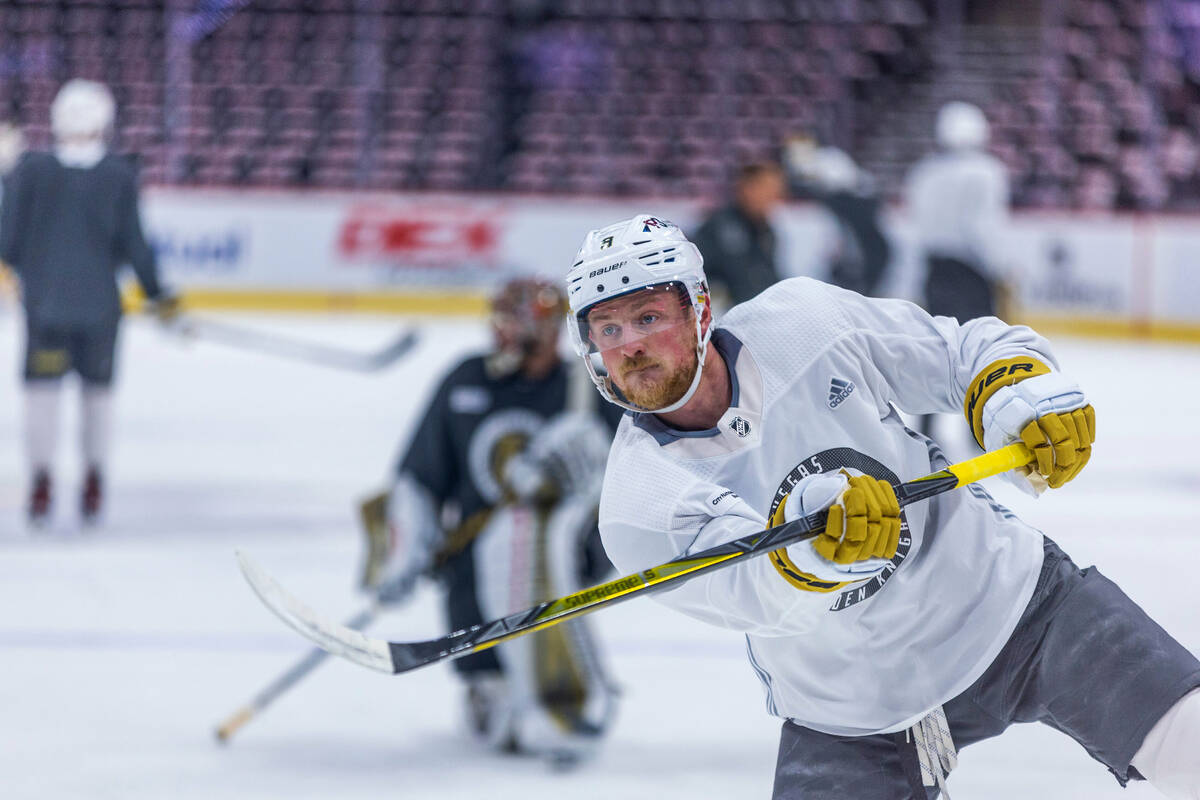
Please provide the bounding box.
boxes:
[965,357,1095,489]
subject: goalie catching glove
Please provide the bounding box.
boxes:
[768,469,901,590]
[357,474,440,605]
[965,357,1096,491]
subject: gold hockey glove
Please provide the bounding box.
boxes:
[814,474,902,564]
[1019,405,1095,489]
[964,356,1051,449]
[144,292,183,324]
[966,357,1095,490]
[768,470,902,592]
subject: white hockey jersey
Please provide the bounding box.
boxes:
[598,277,1050,736]
[905,148,1010,280]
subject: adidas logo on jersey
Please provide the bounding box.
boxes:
[828,377,855,409]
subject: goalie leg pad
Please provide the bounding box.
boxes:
[473,501,618,758]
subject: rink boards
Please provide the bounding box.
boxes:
[116,188,1200,341]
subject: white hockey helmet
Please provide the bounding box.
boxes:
[51,79,115,141]
[807,146,860,192]
[566,214,711,414]
[936,101,989,150]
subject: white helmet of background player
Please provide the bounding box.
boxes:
[51,79,115,142]
[566,214,710,414]
[936,101,989,151]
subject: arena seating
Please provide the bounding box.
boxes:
[1,0,1196,209]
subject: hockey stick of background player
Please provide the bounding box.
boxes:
[213,606,377,743]
[170,316,420,373]
[236,442,1036,676]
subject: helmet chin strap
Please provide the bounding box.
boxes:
[639,340,707,414]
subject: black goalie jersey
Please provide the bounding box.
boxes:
[397,355,622,675]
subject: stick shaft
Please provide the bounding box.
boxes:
[384,442,1036,670]
[176,317,416,372]
[214,608,376,742]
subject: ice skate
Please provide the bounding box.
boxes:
[28,470,51,528]
[81,467,103,525]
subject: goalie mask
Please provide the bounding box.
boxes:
[488,277,567,377]
[566,215,711,414]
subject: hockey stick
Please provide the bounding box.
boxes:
[237,442,1035,676]
[214,606,377,743]
[171,316,419,373]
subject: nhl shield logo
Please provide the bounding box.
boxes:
[728,416,752,438]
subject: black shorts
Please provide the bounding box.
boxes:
[772,538,1200,799]
[23,318,120,385]
[924,255,996,322]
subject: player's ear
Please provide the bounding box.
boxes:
[698,295,712,335]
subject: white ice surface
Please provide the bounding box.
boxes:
[1,308,1196,800]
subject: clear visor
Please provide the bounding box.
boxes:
[571,282,706,414]
[574,282,693,358]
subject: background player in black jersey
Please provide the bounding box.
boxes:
[0,79,176,527]
[358,278,622,767]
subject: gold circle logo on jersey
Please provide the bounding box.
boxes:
[767,447,912,612]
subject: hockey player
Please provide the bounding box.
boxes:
[359,278,622,766]
[0,79,176,527]
[905,102,1011,444]
[785,139,891,298]
[906,101,1010,322]
[565,215,1199,798]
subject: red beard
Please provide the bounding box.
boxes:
[616,350,698,410]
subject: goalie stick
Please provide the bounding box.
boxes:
[237,442,1035,676]
[170,316,419,373]
[213,606,377,743]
